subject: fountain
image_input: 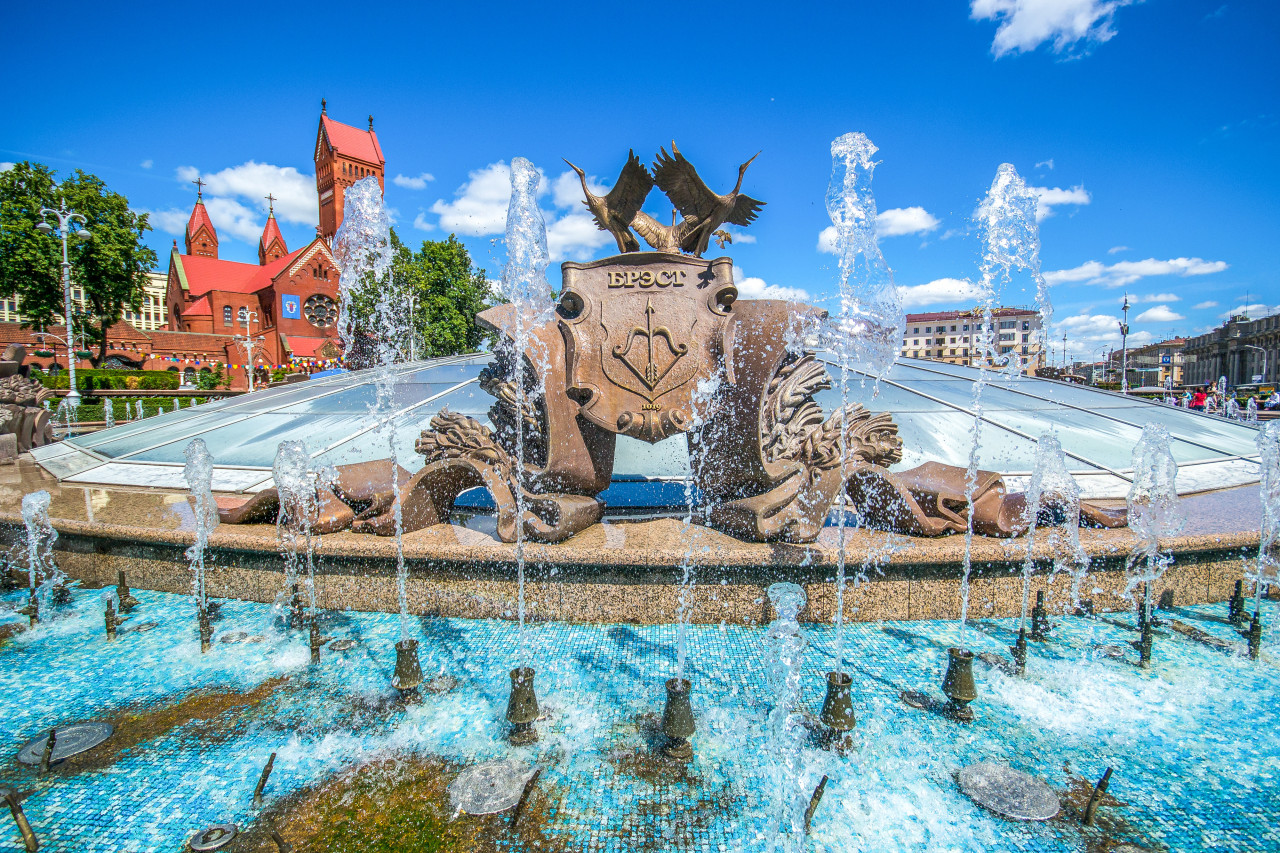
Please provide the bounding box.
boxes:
[763,581,809,852]
[20,490,60,624]
[273,441,323,661]
[183,438,217,652]
[104,398,114,429]
[822,132,902,719]
[1246,421,1278,658]
[1125,423,1184,667]
[135,400,144,421]
[332,175,420,692]
[1247,396,1259,424]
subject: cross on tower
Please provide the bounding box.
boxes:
[265,193,276,214]
[192,176,205,199]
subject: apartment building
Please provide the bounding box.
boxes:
[900,307,1045,369]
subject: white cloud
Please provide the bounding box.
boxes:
[176,161,317,231]
[140,159,153,170]
[1055,310,1153,358]
[1107,245,1129,254]
[430,162,516,236]
[1220,303,1278,319]
[970,0,1134,58]
[1192,300,1218,309]
[1035,159,1055,170]
[412,212,435,232]
[1045,257,1229,288]
[0,163,14,173]
[551,169,606,209]
[1031,185,1090,221]
[546,211,611,261]
[393,172,435,190]
[719,229,756,245]
[817,206,940,252]
[203,197,273,243]
[143,208,190,237]
[1135,305,1185,323]
[1129,292,1180,303]
[732,266,809,301]
[896,278,988,308]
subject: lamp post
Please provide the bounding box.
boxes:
[1062,333,1068,370]
[232,311,265,393]
[1241,344,1267,384]
[1119,295,1131,395]
[36,206,90,403]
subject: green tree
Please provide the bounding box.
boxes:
[389,230,495,358]
[0,162,156,368]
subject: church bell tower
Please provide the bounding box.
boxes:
[314,99,386,241]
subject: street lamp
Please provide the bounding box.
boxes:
[1241,344,1267,385]
[232,311,266,393]
[1119,295,1131,395]
[36,205,90,403]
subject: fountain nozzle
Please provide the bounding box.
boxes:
[116,570,138,613]
[1010,626,1028,675]
[198,603,212,654]
[288,583,305,630]
[104,599,123,640]
[3,790,38,852]
[18,591,38,627]
[1228,579,1247,625]
[507,666,539,746]
[941,647,977,722]
[1243,610,1262,660]
[392,638,423,696]
[819,671,855,750]
[661,677,695,761]
[309,617,322,664]
[1030,591,1050,640]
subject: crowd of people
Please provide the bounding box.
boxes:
[1160,387,1280,420]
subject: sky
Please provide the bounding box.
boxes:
[3,0,1277,363]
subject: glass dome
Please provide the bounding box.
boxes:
[32,353,1263,504]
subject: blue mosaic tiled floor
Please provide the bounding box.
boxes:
[0,582,1276,852]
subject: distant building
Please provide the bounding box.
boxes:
[314,102,385,241]
[1183,313,1280,388]
[1113,337,1186,389]
[900,308,1045,369]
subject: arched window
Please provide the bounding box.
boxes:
[237,306,249,324]
[223,306,232,325]
[183,367,196,384]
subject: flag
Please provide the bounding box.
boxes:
[282,294,301,319]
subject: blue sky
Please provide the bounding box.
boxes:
[3,0,1276,361]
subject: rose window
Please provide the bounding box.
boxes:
[304,294,338,328]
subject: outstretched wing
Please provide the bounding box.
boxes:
[603,150,654,225]
[652,143,719,221]
[630,211,671,251]
[726,194,766,227]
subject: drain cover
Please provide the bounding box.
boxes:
[188,823,237,850]
[17,722,114,765]
[220,631,249,643]
[133,622,158,632]
[329,638,358,651]
[957,762,1060,821]
[448,759,536,815]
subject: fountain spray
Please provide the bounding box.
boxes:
[823,132,902,689]
[104,398,114,429]
[498,157,554,743]
[333,176,421,690]
[136,400,144,421]
[763,582,809,851]
[20,491,59,625]
[1013,432,1081,672]
[1125,423,1184,667]
[273,441,321,662]
[674,374,722,682]
[183,439,218,652]
[1246,422,1279,659]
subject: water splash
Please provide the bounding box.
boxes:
[1125,423,1184,619]
[1251,422,1279,614]
[274,441,320,619]
[823,132,902,673]
[104,398,114,429]
[674,373,723,680]
[1247,396,1259,424]
[959,163,1046,650]
[21,490,59,618]
[1018,433,1087,629]
[173,399,180,413]
[333,176,412,639]
[182,439,217,613]
[135,400,144,421]
[763,582,809,852]
[498,157,554,656]
[1226,397,1241,421]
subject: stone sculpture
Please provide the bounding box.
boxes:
[220,147,1125,543]
[0,346,53,454]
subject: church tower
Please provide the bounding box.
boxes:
[185,179,218,258]
[258,194,288,265]
[314,99,385,241]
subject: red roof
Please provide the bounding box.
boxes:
[259,214,286,254]
[285,335,331,357]
[320,116,384,165]
[182,295,212,316]
[187,200,217,240]
[178,247,304,298]
[905,307,1040,323]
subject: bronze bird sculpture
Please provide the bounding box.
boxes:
[630,209,696,254]
[652,142,765,257]
[563,150,654,254]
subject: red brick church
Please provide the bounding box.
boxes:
[4,104,387,390]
